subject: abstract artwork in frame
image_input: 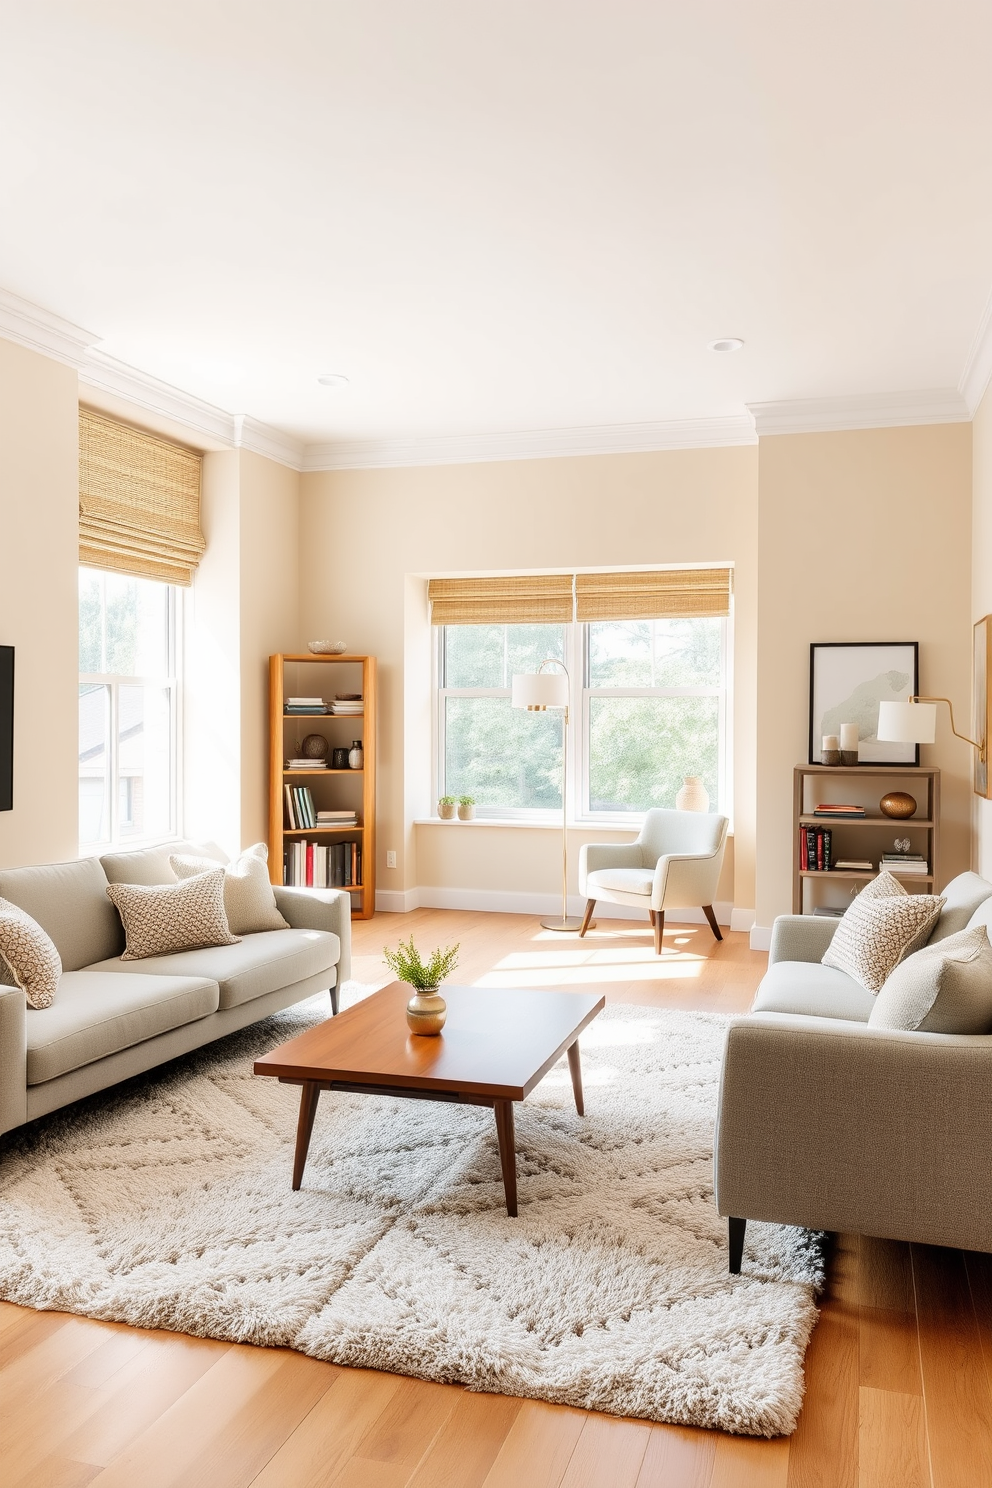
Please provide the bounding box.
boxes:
[0,646,12,811]
[974,617,991,799]
[809,642,919,766]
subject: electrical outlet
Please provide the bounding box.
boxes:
[386,850,397,869]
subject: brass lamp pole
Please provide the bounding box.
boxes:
[511,659,583,931]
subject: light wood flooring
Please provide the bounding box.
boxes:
[2,908,991,1486]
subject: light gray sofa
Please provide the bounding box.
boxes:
[0,841,350,1137]
[714,871,992,1270]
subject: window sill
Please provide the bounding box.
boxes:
[414,817,733,834]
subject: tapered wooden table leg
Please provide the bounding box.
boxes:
[292,1081,321,1191]
[493,1099,518,1217]
[567,1039,585,1116]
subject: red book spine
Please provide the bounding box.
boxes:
[306,841,314,887]
[800,827,808,870]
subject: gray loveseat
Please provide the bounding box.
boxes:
[714,871,992,1269]
[0,841,350,1137]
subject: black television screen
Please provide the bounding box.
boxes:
[0,646,12,811]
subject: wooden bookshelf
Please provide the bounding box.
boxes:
[792,763,940,915]
[268,654,376,919]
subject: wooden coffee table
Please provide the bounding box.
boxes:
[253,982,605,1216]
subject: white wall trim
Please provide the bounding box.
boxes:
[730,907,756,933]
[0,286,98,369]
[234,414,305,470]
[80,349,236,446]
[960,287,992,415]
[747,388,971,437]
[375,888,423,913]
[749,925,773,952]
[394,886,737,925]
[302,415,757,472]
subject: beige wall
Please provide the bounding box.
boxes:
[756,424,974,930]
[972,385,992,875]
[300,446,759,913]
[0,340,79,868]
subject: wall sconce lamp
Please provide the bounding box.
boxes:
[876,697,986,763]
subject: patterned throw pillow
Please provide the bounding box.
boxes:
[170,843,289,936]
[822,875,945,993]
[0,897,62,1008]
[107,868,239,961]
[869,925,992,1033]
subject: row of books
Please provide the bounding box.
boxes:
[801,826,930,875]
[800,825,832,871]
[283,839,362,889]
[284,785,358,830]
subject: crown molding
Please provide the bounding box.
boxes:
[301,414,757,472]
[234,414,304,470]
[0,287,98,368]
[959,288,992,415]
[747,388,971,437]
[79,349,236,446]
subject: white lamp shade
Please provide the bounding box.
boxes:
[511,670,568,709]
[876,700,936,745]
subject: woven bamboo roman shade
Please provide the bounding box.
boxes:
[79,409,206,586]
[428,574,574,625]
[575,567,733,621]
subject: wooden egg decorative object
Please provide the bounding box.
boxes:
[879,791,917,820]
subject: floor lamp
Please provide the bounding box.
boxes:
[511,660,583,932]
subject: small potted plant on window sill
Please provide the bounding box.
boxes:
[437,795,456,820]
[457,795,476,821]
[383,936,460,1035]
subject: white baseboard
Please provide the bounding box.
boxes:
[730,908,756,933]
[380,886,740,927]
[749,925,773,952]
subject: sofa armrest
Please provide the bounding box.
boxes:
[578,841,641,893]
[768,914,838,965]
[273,887,352,984]
[714,1012,992,1252]
[0,982,27,1136]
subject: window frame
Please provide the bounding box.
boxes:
[78,568,183,854]
[434,614,731,826]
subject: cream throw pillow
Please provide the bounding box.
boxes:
[170,843,289,935]
[822,872,945,993]
[0,897,62,1008]
[107,869,239,960]
[869,925,992,1033]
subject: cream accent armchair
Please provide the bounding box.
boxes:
[578,809,729,954]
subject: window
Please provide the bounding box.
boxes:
[437,616,728,820]
[79,568,180,850]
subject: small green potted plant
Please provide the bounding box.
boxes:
[383,936,460,1035]
[457,794,476,821]
[437,794,457,820]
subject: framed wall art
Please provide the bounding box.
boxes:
[809,641,919,766]
[974,617,991,798]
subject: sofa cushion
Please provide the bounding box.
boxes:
[0,857,123,970]
[0,899,62,1008]
[869,926,992,1034]
[587,868,655,896]
[86,927,340,1010]
[928,871,992,943]
[100,839,228,887]
[171,844,289,935]
[107,870,239,960]
[822,876,945,992]
[26,971,219,1085]
[752,961,877,1023]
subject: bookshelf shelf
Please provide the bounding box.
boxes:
[792,763,940,915]
[269,653,377,919]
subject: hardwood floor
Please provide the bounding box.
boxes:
[1,909,988,1486]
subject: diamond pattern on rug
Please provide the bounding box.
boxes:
[0,993,824,1435]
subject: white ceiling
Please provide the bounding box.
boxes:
[2,1,992,456]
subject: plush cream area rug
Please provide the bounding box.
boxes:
[0,992,823,1436]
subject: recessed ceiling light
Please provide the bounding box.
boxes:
[708,338,744,353]
[317,372,350,387]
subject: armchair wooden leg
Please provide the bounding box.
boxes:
[702,904,723,942]
[653,910,664,955]
[729,1217,746,1274]
[579,899,596,937]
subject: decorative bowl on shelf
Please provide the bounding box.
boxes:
[308,640,347,654]
[879,791,917,819]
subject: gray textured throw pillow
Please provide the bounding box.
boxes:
[171,843,288,936]
[0,897,62,1008]
[822,875,945,993]
[868,925,992,1033]
[107,868,239,960]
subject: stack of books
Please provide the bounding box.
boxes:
[329,695,363,716]
[285,696,328,715]
[834,858,874,871]
[813,803,866,819]
[880,853,929,876]
[285,757,326,770]
[317,808,358,828]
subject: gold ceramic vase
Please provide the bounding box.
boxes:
[406,989,447,1036]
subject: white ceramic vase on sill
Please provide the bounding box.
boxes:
[676,776,709,812]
